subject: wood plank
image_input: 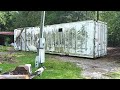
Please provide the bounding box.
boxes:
[0,75,29,79]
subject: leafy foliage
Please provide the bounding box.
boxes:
[100,11,120,46]
[0,11,120,46]
[0,11,16,31]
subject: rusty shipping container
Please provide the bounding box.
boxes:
[14,20,107,58]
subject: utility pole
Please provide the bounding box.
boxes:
[96,11,99,21]
[40,11,45,38]
[35,11,46,68]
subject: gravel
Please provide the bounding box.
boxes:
[50,47,120,79]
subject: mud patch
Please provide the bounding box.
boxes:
[0,46,17,64]
[0,54,17,64]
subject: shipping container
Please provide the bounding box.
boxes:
[14,20,107,58]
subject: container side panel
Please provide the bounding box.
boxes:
[14,29,21,50]
[14,20,107,58]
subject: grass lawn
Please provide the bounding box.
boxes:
[103,72,120,79]
[0,46,9,52]
[0,47,83,79]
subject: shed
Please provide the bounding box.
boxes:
[0,32,14,45]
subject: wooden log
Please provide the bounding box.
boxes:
[0,75,29,79]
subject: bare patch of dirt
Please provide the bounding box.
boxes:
[0,47,17,64]
[48,47,120,79]
[0,55,17,64]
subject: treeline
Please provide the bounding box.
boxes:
[0,11,120,47]
[0,11,96,31]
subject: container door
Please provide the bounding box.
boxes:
[95,22,101,57]
[98,23,101,57]
[95,22,107,57]
[100,23,107,56]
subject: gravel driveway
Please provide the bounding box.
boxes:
[49,47,120,79]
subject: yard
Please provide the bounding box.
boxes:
[1,11,120,79]
[0,46,83,79]
[1,46,120,79]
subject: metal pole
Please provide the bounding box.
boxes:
[38,11,45,65]
[37,11,45,55]
[96,11,99,21]
[40,11,45,39]
[35,11,45,68]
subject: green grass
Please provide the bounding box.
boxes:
[0,46,8,52]
[36,57,82,79]
[0,50,83,79]
[104,72,120,79]
[0,46,14,52]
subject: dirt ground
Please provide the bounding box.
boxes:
[51,47,120,79]
[0,47,16,64]
[1,47,120,79]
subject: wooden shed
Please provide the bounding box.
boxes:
[0,32,14,45]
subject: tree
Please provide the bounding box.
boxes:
[1,11,120,47]
[12,11,42,28]
[0,11,17,31]
[100,11,120,47]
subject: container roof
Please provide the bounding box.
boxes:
[0,32,14,35]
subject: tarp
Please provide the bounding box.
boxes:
[0,32,14,35]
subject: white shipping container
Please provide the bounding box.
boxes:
[14,20,107,58]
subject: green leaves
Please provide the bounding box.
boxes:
[0,11,17,31]
[0,11,96,31]
[100,11,120,46]
[0,11,120,47]
[0,12,6,25]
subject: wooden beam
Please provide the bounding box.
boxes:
[0,75,29,79]
[15,28,24,42]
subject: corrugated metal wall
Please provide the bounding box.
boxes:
[14,20,107,58]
